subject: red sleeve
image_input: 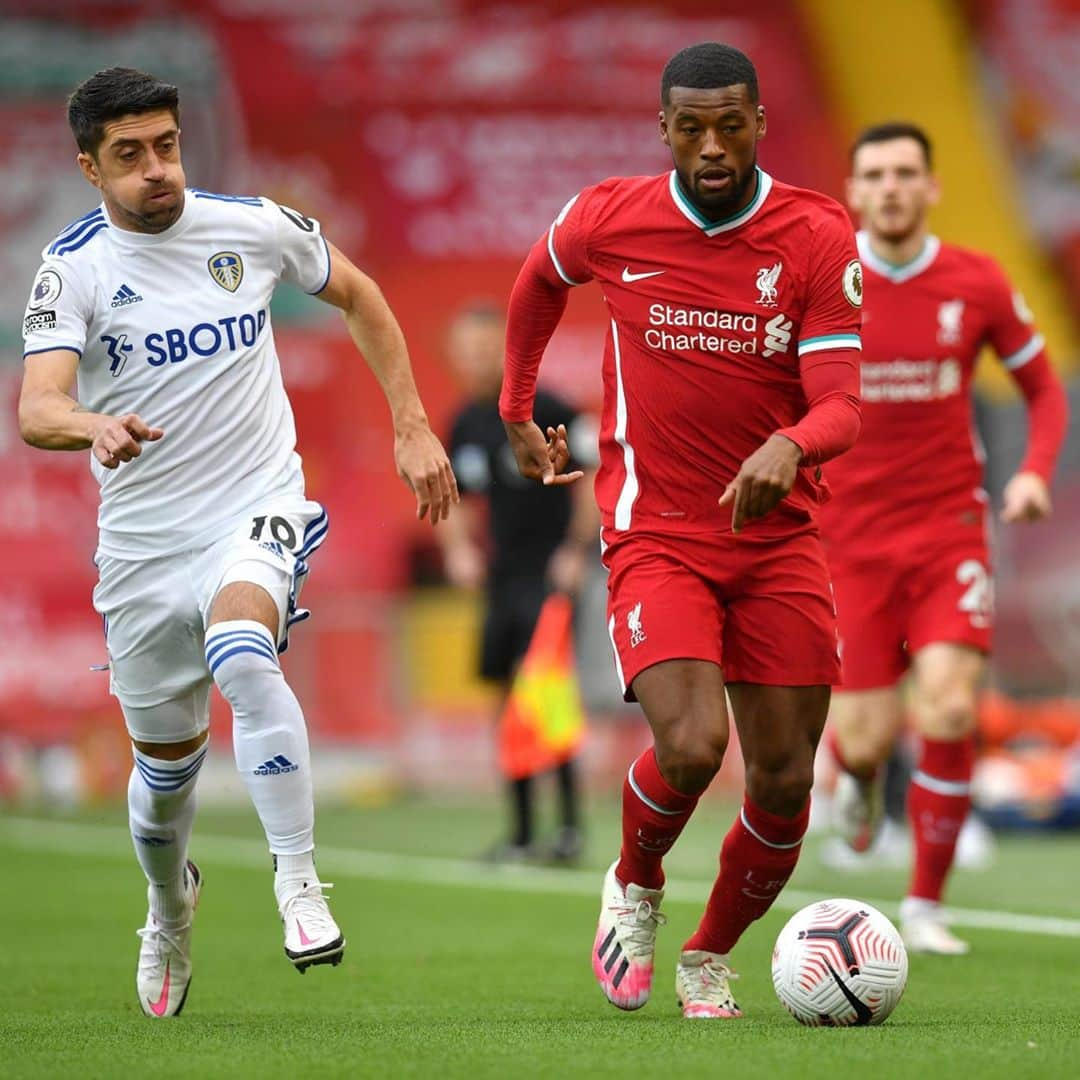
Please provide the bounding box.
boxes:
[499,188,599,423]
[983,258,1044,365]
[775,350,862,465]
[499,237,572,422]
[797,202,862,355]
[1010,350,1069,482]
[981,259,1068,481]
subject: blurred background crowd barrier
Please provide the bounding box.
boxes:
[1,0,1078,825]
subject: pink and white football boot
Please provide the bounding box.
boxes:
[279,880,346,973]
[592,860,666,1010]
[136,860,202,1018]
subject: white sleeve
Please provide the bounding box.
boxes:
[264,197,332,295]
[22,260,92,357]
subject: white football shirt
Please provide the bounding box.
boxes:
[22,190,331,560]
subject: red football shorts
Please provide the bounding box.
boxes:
[601,524,840,699]
[830,535,993,691]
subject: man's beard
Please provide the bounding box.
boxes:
[680,159,757,221]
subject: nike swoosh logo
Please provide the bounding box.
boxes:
[148,960,171,1016]
[621,267,665,283]
[297,919,315,947]
[825,960,873,1025]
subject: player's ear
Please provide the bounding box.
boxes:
[659,108,670,147]
[756,105,767,139]
[926,172,941,208]
[77,151,102,191]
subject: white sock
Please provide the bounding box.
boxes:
[129,741,206,926]
[899,896,942,922]
[274,850,319,907]
[206,620,315,856]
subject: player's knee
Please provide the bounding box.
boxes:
[918,690,977,741]
[130,736,209,807]
[745,757,814,817]
[655,720,727,793]
[132,730,208,762]
[842,731,892,776]
[205,621,280,705]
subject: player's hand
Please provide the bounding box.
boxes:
[91,413,164,470]
[1001,470,1052,524]
[445,542,486,589]
[394,422,460,525]
[504,419,584,486]
[718,433,802,533]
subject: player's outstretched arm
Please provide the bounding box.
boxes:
[315,242,458,525]
[18,349,163,469]
[1000,351,1068,524]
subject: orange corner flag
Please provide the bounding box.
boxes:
[498,594,586,780]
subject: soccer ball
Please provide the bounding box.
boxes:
[771,898,908,1026]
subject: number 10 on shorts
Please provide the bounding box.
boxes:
[249,515,298,550]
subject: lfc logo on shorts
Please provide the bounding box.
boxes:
[208,251,244,293]
[627,601,647,647]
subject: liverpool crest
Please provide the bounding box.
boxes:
[755,261,782,307]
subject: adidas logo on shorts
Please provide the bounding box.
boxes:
[253,754,299,776]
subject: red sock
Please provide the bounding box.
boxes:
[615,747,701,891]
[684,795,809,955]
[908,735,975,902]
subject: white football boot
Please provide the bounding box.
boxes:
[833,770,884,854]
[136,860,202,1018]
[279,881,346,973]
[900,898,970,956]
[676,950,742,1019]
[592,860,666,1010]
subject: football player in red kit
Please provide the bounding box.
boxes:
[500,42,863,1018]
[820,123,1068,955]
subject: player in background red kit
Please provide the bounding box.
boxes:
[500,42,863,1019]
[820,123,1068,955]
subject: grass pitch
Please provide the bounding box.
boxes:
[2,796,1078,1079]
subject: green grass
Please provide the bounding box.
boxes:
[2,796,1078,1078]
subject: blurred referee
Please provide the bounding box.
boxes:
[438,301,599,863]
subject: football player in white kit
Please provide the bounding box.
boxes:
[18,68,459,1017]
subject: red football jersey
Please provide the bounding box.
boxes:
[819,233,1046,559]
[529,169,861,535]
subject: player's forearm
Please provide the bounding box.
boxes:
[341,287,429,432]
[776,352,862,465]
[499,241,570,423]
[1011,351,1069,481]
[18,388,100,451]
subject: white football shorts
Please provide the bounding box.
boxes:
[93,493,328,740]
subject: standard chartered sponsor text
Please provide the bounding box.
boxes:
[646,304,760,354]
[648,304,758,332]
[861,357,963,402]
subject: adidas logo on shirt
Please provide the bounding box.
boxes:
[253,754,299,776]
[110,283,143,308]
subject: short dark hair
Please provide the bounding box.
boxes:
[661,42,758,106]
[67,67,179,155]
[851,122,933,169]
